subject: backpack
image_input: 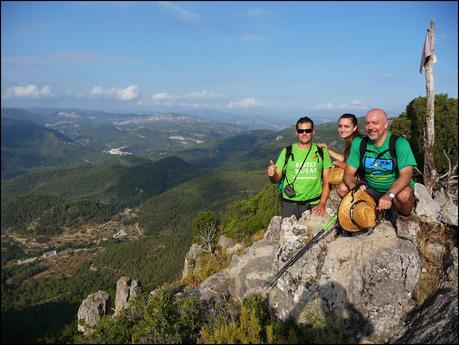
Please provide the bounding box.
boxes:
[357,134,399,178]
[277,145,324,191]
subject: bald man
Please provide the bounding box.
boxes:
[343,108,417,220]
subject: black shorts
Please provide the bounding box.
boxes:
[281,200,313,220]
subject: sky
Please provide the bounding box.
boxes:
[1,1,458,123]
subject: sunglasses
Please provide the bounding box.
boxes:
[297,128,313,134]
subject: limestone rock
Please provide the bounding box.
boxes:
[414,183,441,223]
[434,190,458,226]
[182,243,204,279]
[114,276,142,316]
[390,287,458,344]
[77,291,111,334]
[217,235,235,250]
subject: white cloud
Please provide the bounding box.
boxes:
[152,89,223,106]
[226,98,267,109]
[158,1,199,22]
[3,84,55,98]
[314,100,367,110]
[184,90,223,99]
[91,85,139,101]
[117,85,139,101]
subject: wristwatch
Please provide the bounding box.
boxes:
[387,192,396,200]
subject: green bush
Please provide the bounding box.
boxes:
[220,184,280,242]
[404,94,457,175]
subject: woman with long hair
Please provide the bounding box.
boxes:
[318,113,360,197]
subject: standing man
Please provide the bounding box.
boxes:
[343,108,416,220]
[267,116,332,219]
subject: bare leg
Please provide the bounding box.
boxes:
[393,186,415,216]
[336,182,349,198]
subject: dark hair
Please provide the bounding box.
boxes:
[296,116,314,130]
[339,113,360,159]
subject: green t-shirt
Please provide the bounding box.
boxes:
[347,132,417,193]
[276,143,332,203]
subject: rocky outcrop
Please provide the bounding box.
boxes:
[77,291,111,334]
[390,248,458,344]
[189,206,424,343]
[182,243,204,279]
[77,277,142,333]
[182,185,458,343]
[415,183,458,226]
[114,276,143,316]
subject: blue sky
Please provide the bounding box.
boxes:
[1,1,457,122]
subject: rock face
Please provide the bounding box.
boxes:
[191,209,422,343]
[77,291,111,334]
[114,276,143,316]
[390,247,459,344]
[182,243,204,279]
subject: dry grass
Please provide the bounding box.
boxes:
[415,221,450,305]
[182,249,231,288]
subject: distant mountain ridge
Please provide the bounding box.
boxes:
[1,107,249,179]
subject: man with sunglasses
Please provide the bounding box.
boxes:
[267,116,332,219]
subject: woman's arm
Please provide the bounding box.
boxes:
[317,143,345,162]
[332,160,347,169]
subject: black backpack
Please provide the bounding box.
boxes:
[357,134,399,177]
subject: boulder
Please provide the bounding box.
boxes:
[182,243,204,279]
[114,276,143,316]
[434,190,458,226]
[77,291,111,334]
[414,183,441,223]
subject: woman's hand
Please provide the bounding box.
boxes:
[312,202,326,216]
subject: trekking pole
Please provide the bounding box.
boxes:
[264,214,338,290]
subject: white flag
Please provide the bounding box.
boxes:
[419,29,438,74]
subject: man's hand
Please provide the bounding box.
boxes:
[377,194,392,211]
[267,160,276,177]
[312,202,326,216]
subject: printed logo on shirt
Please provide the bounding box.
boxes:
[364,157,394,175]
[295,162,317,174]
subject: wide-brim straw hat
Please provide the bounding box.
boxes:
[329,166,344,185]
[338,189,377,232]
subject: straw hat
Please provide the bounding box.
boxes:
[338,189,377,232]
[329,166,344,185]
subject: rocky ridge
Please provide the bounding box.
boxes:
[78,183,458,343]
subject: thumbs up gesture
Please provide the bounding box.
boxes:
[267,160,276,177]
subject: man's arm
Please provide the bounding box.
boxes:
[267,160,282,183]
[377,166,413,210]
[312,168,331,216]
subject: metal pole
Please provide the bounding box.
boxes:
[264,215,337,289]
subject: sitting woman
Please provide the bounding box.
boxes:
[318,113,360,198]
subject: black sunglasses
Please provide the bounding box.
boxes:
[297,128,313,134]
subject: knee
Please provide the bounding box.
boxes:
[396,187,414,203]
[337,183,349,198]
